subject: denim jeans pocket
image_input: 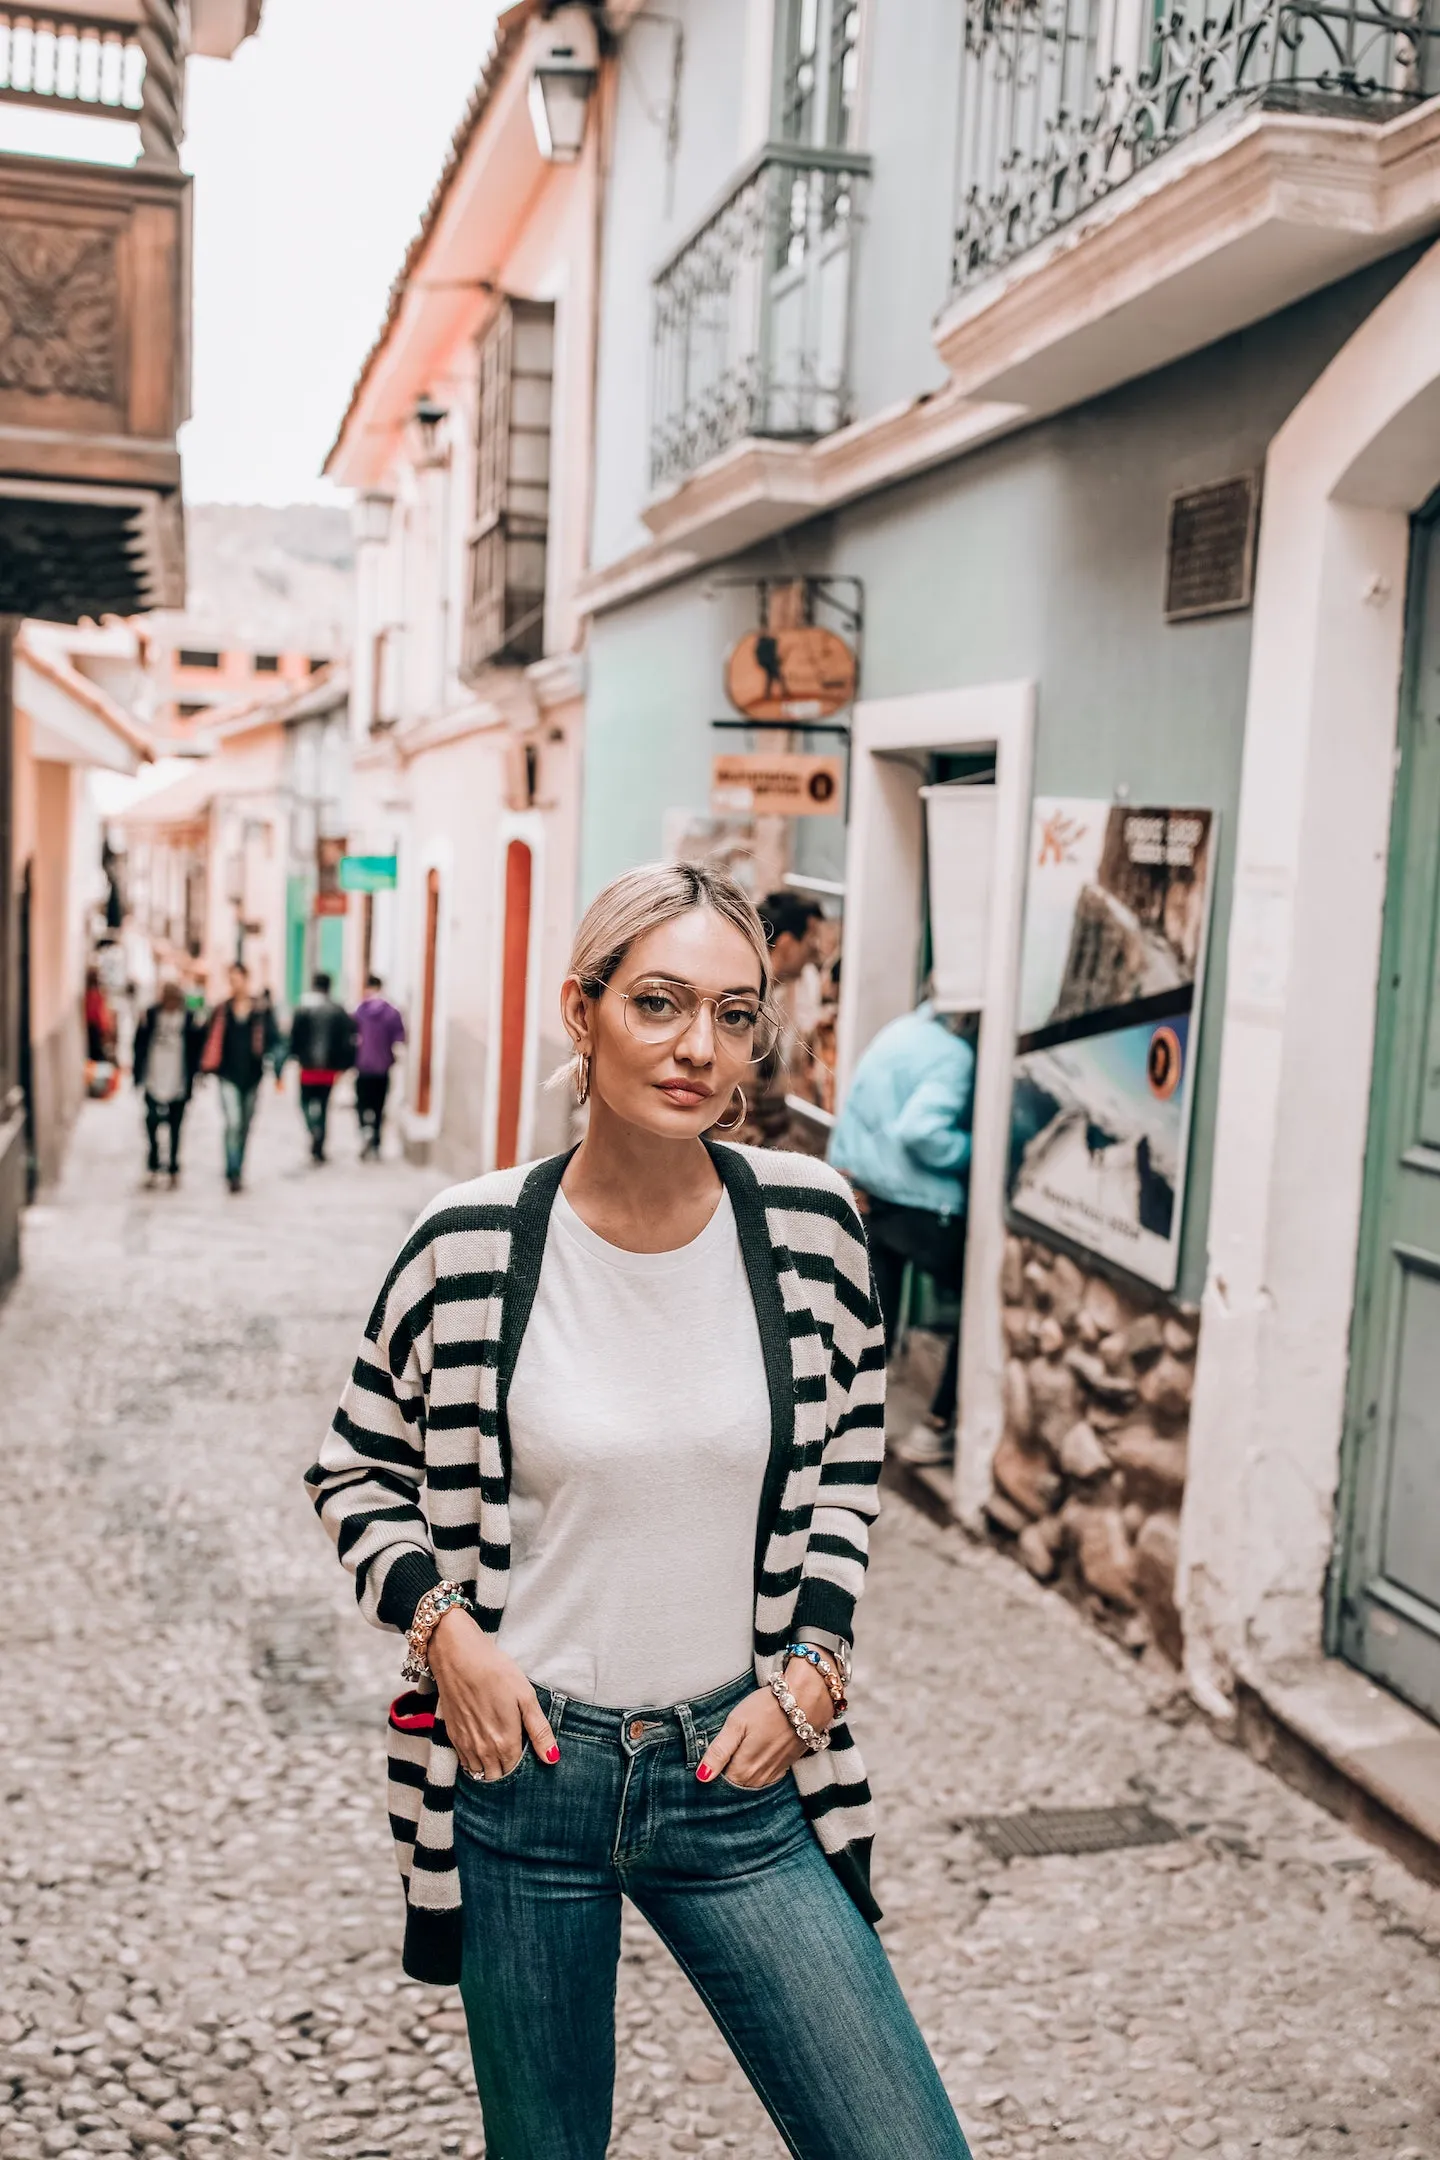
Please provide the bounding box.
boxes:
[459,1740,532,1789]
[717,1764,793,1793]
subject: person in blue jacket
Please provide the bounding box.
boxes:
[828,998,976,1466]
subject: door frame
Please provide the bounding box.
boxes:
[1180,238,1440,1719]
[1329,489,1440,1703]
[836,679,1036,1528]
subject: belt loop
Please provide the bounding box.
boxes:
[548,1690,569,1738]
[676,1698,700,1769]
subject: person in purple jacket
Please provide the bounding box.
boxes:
[352,974,407,1159]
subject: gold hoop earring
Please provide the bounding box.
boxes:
[574,1052,592,1106]
[713,1087,746,1134]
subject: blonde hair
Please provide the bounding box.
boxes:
[555,860,772,1097]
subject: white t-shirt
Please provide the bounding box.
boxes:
[145,1008,187,1104]
[500,1185,771,1708]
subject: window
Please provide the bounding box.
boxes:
[176,701,207,720]
[177,649,220,670]
[462,298,555,681]
[254,653,280,674]
[776,0,860,149]
[370,626,402,729]
[308,656,328,674]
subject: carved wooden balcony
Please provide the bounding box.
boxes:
[0,1,191,619]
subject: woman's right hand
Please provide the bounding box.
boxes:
[427,1607,559,1779]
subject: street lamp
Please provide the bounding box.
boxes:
[528,5,599,164]
[412,394,448,464]
[355,491,394,547]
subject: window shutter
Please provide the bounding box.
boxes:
[463,298,555,680]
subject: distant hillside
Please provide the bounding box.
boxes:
[151,503,354,655]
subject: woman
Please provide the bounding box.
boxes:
[307,863,971,2160]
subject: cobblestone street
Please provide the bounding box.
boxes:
[1,1086,1438,2160]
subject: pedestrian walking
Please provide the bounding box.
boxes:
[132,980,204,1185]
[307,861,972,2160]
[735,889,822,1146]
[828,997,976,1467]
[351,972,406,1159]
[200,963,281,1192]
[83,966,114,1064]
[283,972,356,1163]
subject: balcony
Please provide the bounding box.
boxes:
[649,143,871,492]
[0,1,192,618]
[952,0,1440,294]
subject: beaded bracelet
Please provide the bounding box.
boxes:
[401,1581,473,1682]
[783,1642,847,1716]
[767,1671,831,1753]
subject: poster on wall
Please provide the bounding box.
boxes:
[1008,799,1217,1293]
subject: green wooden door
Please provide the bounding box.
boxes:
[1336,503,1440,1721]
[285,877,308,1010]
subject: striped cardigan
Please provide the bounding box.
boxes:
[305,1140,887,1984]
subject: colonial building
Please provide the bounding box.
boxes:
[10,627,150,1194]
[0,0,265,1291]
[325,0,608,1176]
[575,0,1440,1856]
[116,662,351,1007]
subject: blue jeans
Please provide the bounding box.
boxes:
[454,1672,971,2160]
[218,1080,257,1183]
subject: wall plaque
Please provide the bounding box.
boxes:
[1164,474,1259,622]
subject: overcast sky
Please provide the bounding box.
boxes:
[179,0,501,506]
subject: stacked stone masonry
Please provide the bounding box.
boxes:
[991,1234,1196,1664]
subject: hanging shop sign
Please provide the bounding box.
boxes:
[1007,799,1217,1293]
[724,625,858,722]
[339,853,398,893]
[314,891,348,917]
[712,752,843,817]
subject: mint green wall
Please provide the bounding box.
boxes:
[582,254,1423,1300]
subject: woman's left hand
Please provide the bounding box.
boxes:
[696,1660,834,1790]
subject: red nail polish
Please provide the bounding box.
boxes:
[696,1763,711,1782]
[545,1744,560,1763]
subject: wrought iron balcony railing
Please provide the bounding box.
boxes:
[650,143,870,491]
[952,0,1440,292]
[0,3,185,163]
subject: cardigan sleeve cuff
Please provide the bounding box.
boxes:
[790,1576,856,1645]
[375,1547,445,1633]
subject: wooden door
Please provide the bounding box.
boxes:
[1336,501,1440,1721]
[495,839,533,1171]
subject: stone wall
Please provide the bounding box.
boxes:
[988,1233,1198,1664]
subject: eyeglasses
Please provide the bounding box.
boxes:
[603,975,778,1063]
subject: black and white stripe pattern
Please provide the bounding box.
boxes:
[305,1140,886,1984]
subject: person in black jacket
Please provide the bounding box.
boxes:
[200,963,284,1192]
[282,972,356,1163]
[132,980,205,1184]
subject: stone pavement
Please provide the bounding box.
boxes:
[1,1082,1438,2160]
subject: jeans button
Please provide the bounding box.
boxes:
[628,1719,646,1743]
